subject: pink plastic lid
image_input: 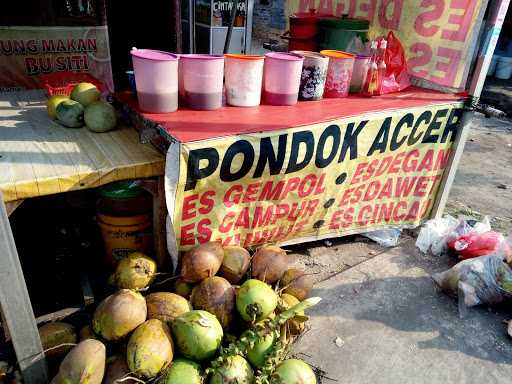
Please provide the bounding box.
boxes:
[130,48,178,61]
[180,54,224,60]
[265,52,304,61]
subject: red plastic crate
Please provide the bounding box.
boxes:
[40,72,105,96]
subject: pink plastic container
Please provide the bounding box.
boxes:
[181,54,224,110]
[320,50,355,98]
[130,48,178,113]
[263,52,304,105]
[350,55,370,93]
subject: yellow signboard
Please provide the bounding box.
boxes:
[168,102,463,250]
[284,0,484,89]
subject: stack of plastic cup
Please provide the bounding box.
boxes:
[320,50,355,98]
[224,54,265,107]
[130,48,179,113]
[181,54,225,110]
[263,52,304,105]
[350,55,370,93]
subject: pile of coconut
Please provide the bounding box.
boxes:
[40,243,321,384]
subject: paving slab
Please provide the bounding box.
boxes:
[294,239,512,384]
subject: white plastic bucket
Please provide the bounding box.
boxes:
[496,56,512,80]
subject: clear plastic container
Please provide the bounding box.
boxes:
[350,55,370,93]
[292,50,329,101]
[130,48,178,113]
[320,50,355,98]
[181,54,225,110]
[224,54,264,107]
[263,52,304,105]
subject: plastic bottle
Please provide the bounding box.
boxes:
[376,39,387,94]
[361,40,378,96]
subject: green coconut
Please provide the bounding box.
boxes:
[78,325,98,341]
[127,319,174,379]
[160,358,203,384]
[280,269,313,301]
[172,310,223,361]
[56,99,84,128]
[236,279,278,322]
[103,354,137,384]
[174,278,194,299]
[219,246,251,284]
[84,100,117,133]
[113,252,157,290]
[92,289,147,341]
[244,328,275,368]
[146,292,192,324]
[209,355,254,384]
[190,276,235,329]
[70,82,100,107]
[53,339,106,384]
[39,322,77,357]
[270,359,316,384]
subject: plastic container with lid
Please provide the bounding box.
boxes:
[318,17,369,52]
[224,54,264,107]
[96,181,153,268]
[321,50,355,98]
[181,54,225,110]
[130,48,179,113]
[263,52,304,105]
[291,50,329,101]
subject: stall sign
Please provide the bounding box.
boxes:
[166,102,463,250]
[0,26,114,92]
[285,0,485,90]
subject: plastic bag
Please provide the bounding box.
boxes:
[378,31,410,95]
[447,231,506,260]
[363,228,401,247]
[432,255,512,317]
[416,215,458,255]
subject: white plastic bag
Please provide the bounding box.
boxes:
[363,228,401,247]
[416,215,458,255]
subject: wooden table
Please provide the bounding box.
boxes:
[0,90,165,383]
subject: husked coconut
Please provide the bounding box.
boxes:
[191,276,235,329]
[180,242,224,282]
[252,246,289,283]
[39,322,77,357]
[146,292,192,324]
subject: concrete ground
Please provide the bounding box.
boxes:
[290,115,512,383]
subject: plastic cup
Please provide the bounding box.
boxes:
[263,52,304,105]
[350,55,370,93]
[224,54,264,107]
[181,54,224,110]
[130,48,178,113]
[320,50,355,98]
[292,50,329,101]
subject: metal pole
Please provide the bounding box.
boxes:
[223,0,240,54]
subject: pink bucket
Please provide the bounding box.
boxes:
[181,54,225,110]
[130,48,179,113]
[320,50,355,98]
[263,52,304,105]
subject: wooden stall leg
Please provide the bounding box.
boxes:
[0,194,48,383]
[141,177,168,269]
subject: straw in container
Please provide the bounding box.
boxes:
[181,54,225,110]
[130,48,179,113]
[224,54,264,107]
[263,52,304,105]
[292,50,329,101]
[320,50,355,98]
